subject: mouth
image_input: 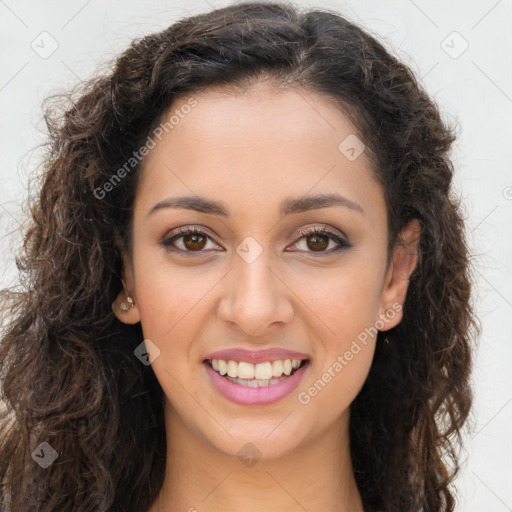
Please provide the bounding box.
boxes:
[203,357,311,406]
[203,358,310,388]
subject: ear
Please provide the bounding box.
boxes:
[112,235,141,325]
[378,219,421,330]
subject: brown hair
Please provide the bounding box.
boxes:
[0,2,478,511]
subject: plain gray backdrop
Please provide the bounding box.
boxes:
[1,1,511,510]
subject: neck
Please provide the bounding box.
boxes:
[148,398,364,512]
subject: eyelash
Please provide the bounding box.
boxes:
[160,226,352,256]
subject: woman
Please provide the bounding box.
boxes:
[0,2,478,511]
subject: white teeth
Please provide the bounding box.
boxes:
[227,360,238,378]
[238,361,255,379]
[218,359,228,376]
[209,358,306,379]
[254,362,273,380]
[272,360,283,377]
[225,375,288,387]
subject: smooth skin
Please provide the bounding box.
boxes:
[113,81,420,512]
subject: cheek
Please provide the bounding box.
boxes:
[292,257,385,339]
[299,340,375,421]
[133,261,209,408]
[297,276,378,418]
[133,249,214,341]
[292,257,383,411]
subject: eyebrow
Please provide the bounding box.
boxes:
[147,192,364,217]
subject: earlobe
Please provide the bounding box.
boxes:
[112,291,141,324]
[378,219,421,331]
[112,235,141,325]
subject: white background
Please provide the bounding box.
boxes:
[1,1,511,510]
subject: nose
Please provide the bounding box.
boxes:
[217,251,294,337]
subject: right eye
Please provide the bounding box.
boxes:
[160,227,223,254]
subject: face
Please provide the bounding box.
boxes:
[114,82,419,461]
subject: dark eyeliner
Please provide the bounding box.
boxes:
[291,226,353,255]
[160,227,218,255]
[160,225,352,255]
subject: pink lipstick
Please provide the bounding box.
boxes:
[203,351,310,406]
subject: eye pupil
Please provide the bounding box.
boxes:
[184,233,206,250]
[307,234,329,251]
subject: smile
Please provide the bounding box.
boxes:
[203,358,310,405]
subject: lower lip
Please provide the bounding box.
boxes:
[204,361,310,406]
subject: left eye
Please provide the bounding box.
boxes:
[288,227,351,254]
[161,227,351,255]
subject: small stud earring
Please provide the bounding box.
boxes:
[120,296,135,311]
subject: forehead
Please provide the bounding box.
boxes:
[135,83,384,223]
[161,82,360,156]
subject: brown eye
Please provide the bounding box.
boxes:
[161,227,220,254]
[305,233,329,252]
[288,227,352,255]
[182,232,207,251]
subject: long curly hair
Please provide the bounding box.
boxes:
[0,2,478,511]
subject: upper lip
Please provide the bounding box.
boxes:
[204,348,311,364]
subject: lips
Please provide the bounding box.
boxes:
[202,347,312,405]
[203,347,311,364]
[204,358,310,405]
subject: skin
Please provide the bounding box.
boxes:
[113,81,420,512]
